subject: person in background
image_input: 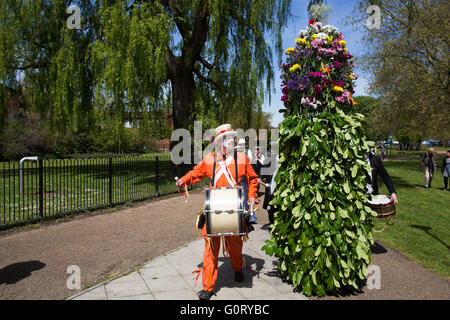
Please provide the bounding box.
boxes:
[251,147,262,178]
[421,147,438,188]
[380,145,386,161]
[264,148,279,226]
[365,148,399,205]
[237,139,250,212]
[441,150,450,191]
[370,146,377,156]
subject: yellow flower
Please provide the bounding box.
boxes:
[343,48,348,52]
[348,74,354,80]
[295,38,308,45]
[339,40,347,47]
[311,34,317,40]
[285,47,295,54]
[332,86,344,92]
[289,64,301,72]
[326,35,333,43]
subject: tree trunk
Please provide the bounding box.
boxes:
[168,65,195,131]
[166,53,196,171]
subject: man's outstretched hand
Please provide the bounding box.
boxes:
[176,178,185,189]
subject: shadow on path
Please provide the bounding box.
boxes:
[195,254,266,294]
[0,261,46,285]
[370,241,388,254]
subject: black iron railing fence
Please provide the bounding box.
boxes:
[0,154,207,229]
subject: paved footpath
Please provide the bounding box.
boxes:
[1,187,449,300]
[68,223,308,300]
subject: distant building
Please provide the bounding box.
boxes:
[1,85,24,120]
[123,110,173,152]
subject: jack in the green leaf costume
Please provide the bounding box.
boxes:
[262,19,377,297]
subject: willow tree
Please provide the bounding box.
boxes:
[1,0,292,137]
[93,0,292,131]
[0,0,101,133]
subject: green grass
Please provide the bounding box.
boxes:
[373,155,450,278]
[0,154,209,227]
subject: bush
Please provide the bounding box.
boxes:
[0,114,47,160]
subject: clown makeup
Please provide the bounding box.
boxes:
[222,134,236,153]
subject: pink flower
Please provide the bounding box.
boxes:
[317,47,338,57]
[301,96,319,109]
[335,90,351,104]
[281,95,288,103]
[310,39,324,49]
[310,71,325,78]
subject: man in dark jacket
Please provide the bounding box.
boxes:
[365,151,399,204]
[442,150,450,191]
[421,147,438,188]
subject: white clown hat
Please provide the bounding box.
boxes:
[214,124,238,145]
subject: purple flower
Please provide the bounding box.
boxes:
[332,61,343,68]
[314,85,323,95]
[299,76,310,90]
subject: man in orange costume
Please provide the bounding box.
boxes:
[176,124,259,300]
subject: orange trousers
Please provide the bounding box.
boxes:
[201,230,244,292]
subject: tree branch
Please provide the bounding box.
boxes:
[193,67,226,90]
[188,0,210,64]
[199,56,215,70]
[160,0,190,39]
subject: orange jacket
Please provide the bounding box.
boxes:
[181,151,259,199]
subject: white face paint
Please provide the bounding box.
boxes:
[222,135,235,152]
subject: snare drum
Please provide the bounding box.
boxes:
[368,194,396,218]
[204,187,246,236]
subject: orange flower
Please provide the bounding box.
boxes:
[349,92,358,106]
[320,66,331,75]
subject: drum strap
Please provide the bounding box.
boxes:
[234,150,238,185]
[211,150,239,187]
[212,151,217,187]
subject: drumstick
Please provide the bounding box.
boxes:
[258,180,270,188]
[175,177,189,204]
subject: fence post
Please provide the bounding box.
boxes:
[38,158,43,220]
[109,157,113,206]
[155,156,159,196]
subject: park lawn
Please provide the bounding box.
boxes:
[373,156,450,278]
[0,154,207,227]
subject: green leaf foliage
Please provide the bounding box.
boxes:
[263,20,376,297]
